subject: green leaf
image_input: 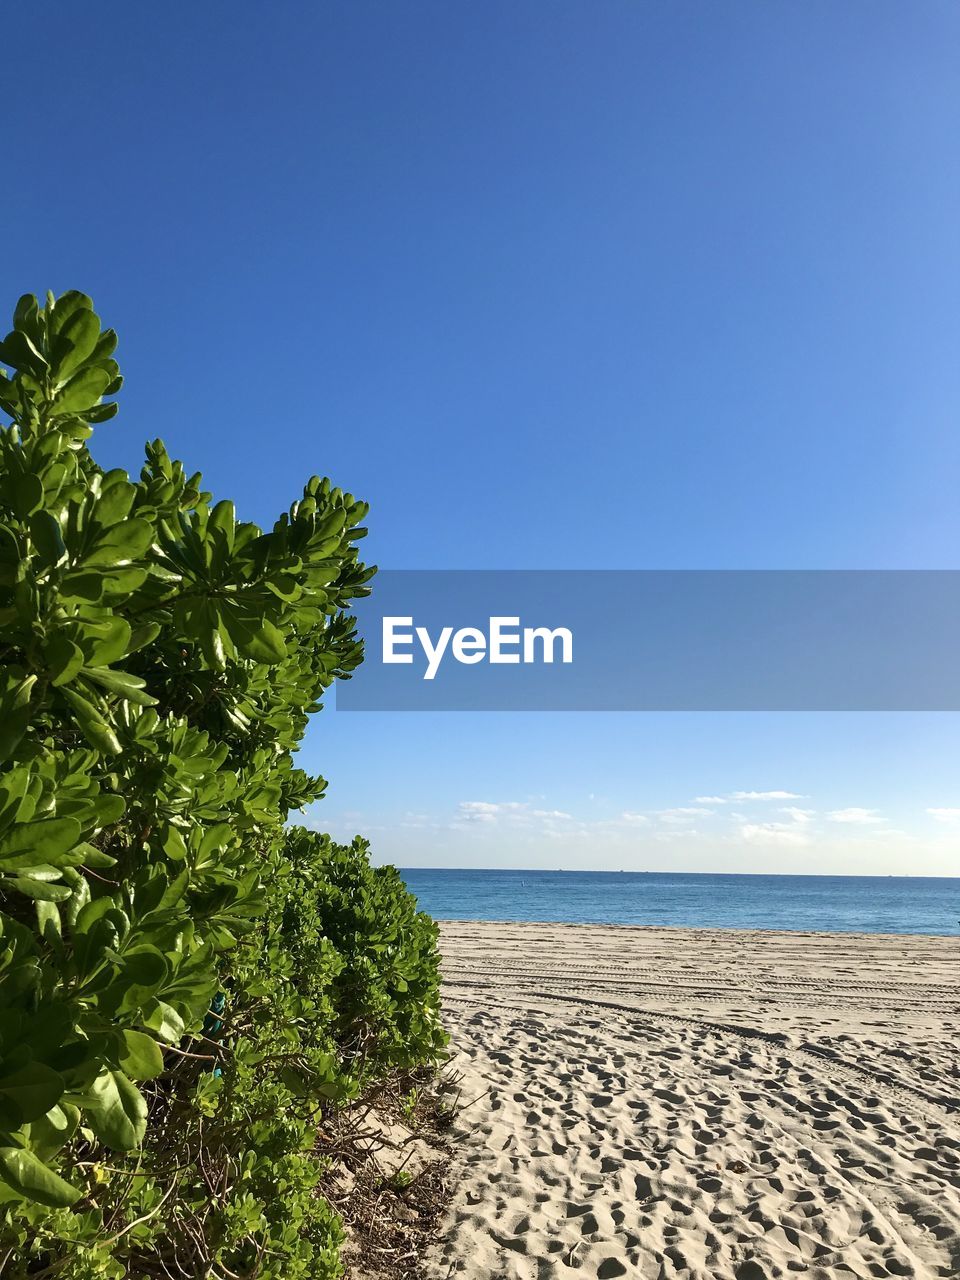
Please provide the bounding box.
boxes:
[0,817,82,869]
[78,845,117,869]
[82,616,132,666]
[162,826,187,861]
[222,611,288,663]
[12,294,39,333]
[94,477,136,527]
[209,500,236,533]
[159,868,189,908]
[6,878,72,901]
[73,895,120,937]
[118,1030,164,1081]
[105,946,170,1018]
[60,686,122,754]
[0,1146,80,1208]
[128,621,161,654]
[118,946,168,989]
[83,667,157,706]
[8,473,44,519]
[52,365,111,415]
[87,400,119,423]
[16,864,69,881]
[29,510,67,569]
[46,634,85,686]
[0,1063,65,1124]
[49,290,94,333]
[90,329,118,361]
[53,307,101,383]
[90,793,126,828]
[85,1068,147,1150]
[98,566,148,596]
[59,569,106,602]
[0,523,21,584]
[0,331,48,376]
[197,822,232,861]
[143,1001,185,1043]
[84,518,153,566]
[0,673,36,762]
[36,898,62,946]
[24,1103,80,1162]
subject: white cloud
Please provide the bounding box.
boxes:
[459,800,525,816]
[826,807,884,825]
[739,822,810,847]
[780,806,814,824]
[456,800,574,827]
[696,790,805,803]
[927,808,960,824]
[657,806,714,825]
[448,795,907,850]
[399,812,441,830]
[619,811,651,826]
[730,790,805,801]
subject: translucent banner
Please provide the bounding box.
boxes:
[336,570,960,711]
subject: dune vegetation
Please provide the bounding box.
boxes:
[0,291,447,1278]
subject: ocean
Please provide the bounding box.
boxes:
[398,868,960,936]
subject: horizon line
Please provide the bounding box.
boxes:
[390,865,960,880]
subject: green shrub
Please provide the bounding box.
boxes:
[281,829,448,1087]
[0,291,446,1277]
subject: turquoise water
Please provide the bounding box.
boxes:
[398,868,960,935]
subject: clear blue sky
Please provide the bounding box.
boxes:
[8,2,960,872]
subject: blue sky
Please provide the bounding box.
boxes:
[8,2,960,873]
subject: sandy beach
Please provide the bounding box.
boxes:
[429,922,960,1280]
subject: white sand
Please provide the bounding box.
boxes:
[429,922,960,1280]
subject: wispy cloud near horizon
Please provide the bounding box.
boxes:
[311,787,960,876]
[739,821,810,847]
[826,808,884,825]
[927,807,960,823]
[695,790,806,803]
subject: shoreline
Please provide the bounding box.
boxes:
[430,920,960,1279]
[429,917,960,939]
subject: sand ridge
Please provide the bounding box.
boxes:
[429,923,960,1279]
